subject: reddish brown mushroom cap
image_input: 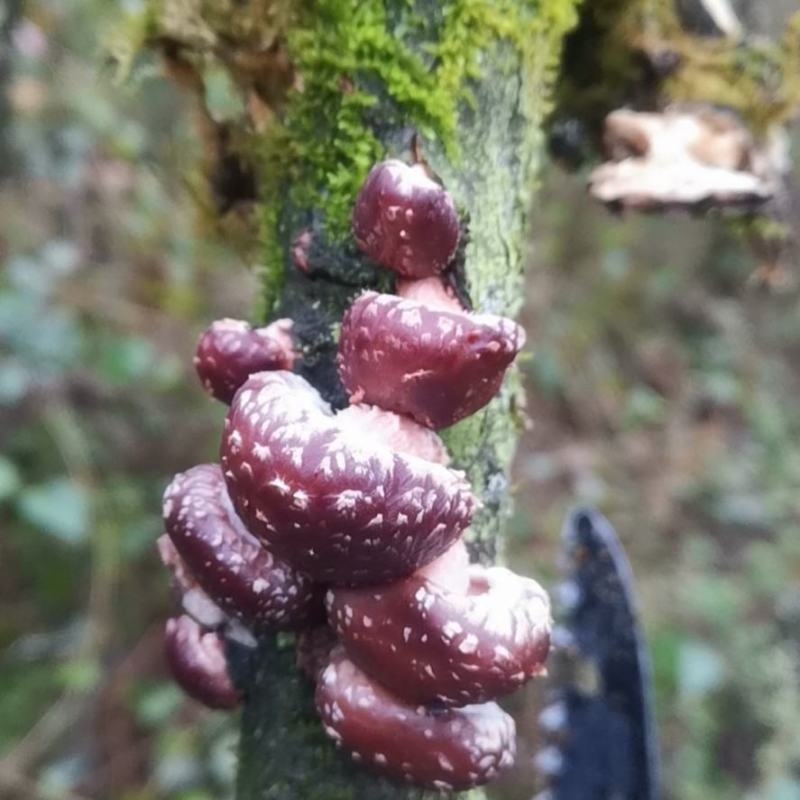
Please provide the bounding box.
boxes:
[194,318,295,404]
[352,160,460,279]
[327,564,551,707]
[164,615,240,710]
[163,463,322,630]
[316,648,516,791]
[220,371,477,585]
[338,292,525,430]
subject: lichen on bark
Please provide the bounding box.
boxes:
[132,0,581,797]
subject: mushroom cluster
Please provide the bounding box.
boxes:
[157,157,552,792]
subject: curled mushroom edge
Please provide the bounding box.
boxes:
[328,560,552,707]
[221,370,477,585]
[194,317,296,404]
[316,647,516,791]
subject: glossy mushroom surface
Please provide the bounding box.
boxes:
[163,463,322,630]
[194,318,295,404]
[221,371,476,585]
[328,564,551,706]
[316,648,516,791]
[164,615,240,710]
[352,160,460,279]
[338,291,525,429]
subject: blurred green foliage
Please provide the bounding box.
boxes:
[0,1,248,797]
[1,1,799,800]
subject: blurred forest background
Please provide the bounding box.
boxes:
[1,1,799,799]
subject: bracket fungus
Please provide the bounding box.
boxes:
[589,106,778,211]
[338,291,525,430]
[221,371,476,585]
[194,318,296,404]
[164,615,241,710]
[163,463,322,630]
[328,564,551,707]
[352,159,460,279]
[316,648,516,791]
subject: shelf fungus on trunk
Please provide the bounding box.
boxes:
[589,106,779,211]
[220,370,476,585]
[194,318,296,404]
[163,463,323,630]
[327,562,551,707]
[164,615,241,710]
[316,647,516,792]
[352,159,461,279]
[338,291,525,430]
[157,151,553,792]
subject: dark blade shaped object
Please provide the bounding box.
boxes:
[539,508,660,800]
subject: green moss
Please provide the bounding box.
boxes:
[128,0,579,313]
[256,192,286,317]
[261,0,579,240]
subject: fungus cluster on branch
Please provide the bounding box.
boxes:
[156,157,552,792]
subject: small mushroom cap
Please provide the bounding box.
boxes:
[194,318,296,404]
[164,615,240,710]
[221,371,476,585]
[163,464,323,630]
[328,564,551,707]
[316,648,516,791]
[339,292,525,429]
[352,160,460,279]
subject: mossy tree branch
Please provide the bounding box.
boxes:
[120,1,800,797]
[135,0,580,797]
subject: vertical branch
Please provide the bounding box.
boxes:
[138,1,581,797]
